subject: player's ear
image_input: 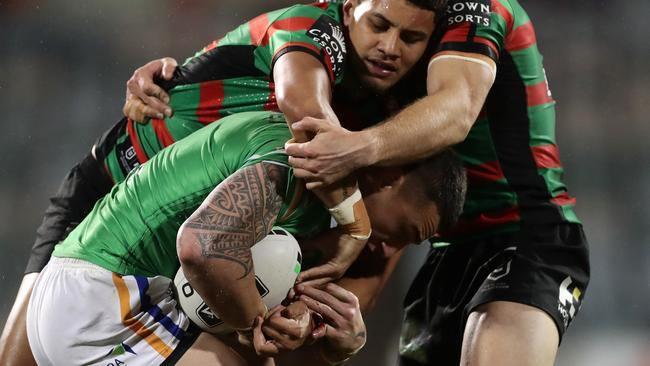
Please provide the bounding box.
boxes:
[343,0,357,26]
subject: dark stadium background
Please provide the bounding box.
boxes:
[1,1,648,364]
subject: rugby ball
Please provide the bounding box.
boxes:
[173,227,302,333]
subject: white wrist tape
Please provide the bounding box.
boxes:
[428,54,497,81]
[328,189,362,226]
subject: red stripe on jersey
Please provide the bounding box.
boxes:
[152,119,175,147]
[268,17,317,39]
[203,38,222,53]
[531,144,562,169]
[466,160,506,183]
[492,0,514,32]
[439,23,499,59]
[265,82,279,111]
[551,192,576,206]
[440,23,471,43]
[197,80,225,124]
[446,205,521,236]
[506,22,536,52]
[310,2,329,10]
[249,13,270,46]
[527,80,553,107]
[126,119,148,163]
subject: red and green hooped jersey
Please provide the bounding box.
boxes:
[96,2,347,183]
[432,0,580,241]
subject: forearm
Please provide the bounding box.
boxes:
[337,245,405,313]
[360,54,495,167]
[363,89,475,167]
[179,247,266,329]
[177,163,286,330]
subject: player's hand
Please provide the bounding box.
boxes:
[297,229,367,287]
[252,302,315,356]
[123,57,177,123]
[296,283,366,364]
[285,117,373,189]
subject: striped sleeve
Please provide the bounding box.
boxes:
[435,0,514,62]
[266,5,347,84]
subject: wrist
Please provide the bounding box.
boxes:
[358,129,380,167]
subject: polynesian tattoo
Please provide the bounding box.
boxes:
[184,162,287,279]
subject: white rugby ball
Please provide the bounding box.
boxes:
[173,227,302,333]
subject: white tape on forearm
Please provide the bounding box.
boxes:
[328,189,362,226]
[428,54,497,81]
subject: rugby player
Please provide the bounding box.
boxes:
[26,110,466,365]
[129,0,590,365]
[0,0,443,364]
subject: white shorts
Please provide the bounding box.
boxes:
[27,257,192,366]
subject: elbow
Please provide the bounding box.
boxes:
[177,225,203,270]
[276,88,328,124]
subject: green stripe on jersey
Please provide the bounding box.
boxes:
[134,122,163,159]
[528,104,556,146]
[454,118,499,165]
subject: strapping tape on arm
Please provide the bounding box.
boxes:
[328,189,371,241]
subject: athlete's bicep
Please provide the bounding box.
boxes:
[273,51,337,131]
[177,162,288,270]
[425,51,495,122]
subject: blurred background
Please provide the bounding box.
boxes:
[1,1,648,365]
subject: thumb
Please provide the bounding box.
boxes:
[161,57,178,80]
[292,117,328,134]
[296,265,333,285]
[311,323,330,340]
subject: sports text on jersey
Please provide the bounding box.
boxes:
[445,0,491,27]
[308,14,347,80]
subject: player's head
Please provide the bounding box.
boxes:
[358,149,466,245]
[342,0,444,92]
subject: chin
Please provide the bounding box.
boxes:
[360,76,393,94]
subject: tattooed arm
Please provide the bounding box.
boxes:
[176,161,287,331]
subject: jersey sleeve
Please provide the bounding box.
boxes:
[266,5,347,84]
[435,0,515,62]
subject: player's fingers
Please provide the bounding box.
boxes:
[254,317,281,356]
[290,167,319,181]
[261,324,301,350]
[291,117,328,134]
[296,266,335,285]
[284,141,315,158]
[264,317,305,339]
[296,285,349,316]
[124,99,149,123]
[298,294,344,327]
[126,100,159,123]
[305,180,325,190]
[311,323,330,340]
[322,282,359,305]
[160,57,178,81]
[287,156,315,171]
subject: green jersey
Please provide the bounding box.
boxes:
[96,2,347,183]
[54,112,330,278]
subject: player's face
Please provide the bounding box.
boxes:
[360,172,440,247]
[343,0,435,93]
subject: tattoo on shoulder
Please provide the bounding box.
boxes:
[184,163,287,279]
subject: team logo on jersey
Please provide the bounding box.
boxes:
[557,276,583,329]
[307,15,347,80]
[445,0,491,27]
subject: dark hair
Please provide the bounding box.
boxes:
[405,0,448,13]
[409,149,467,232]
